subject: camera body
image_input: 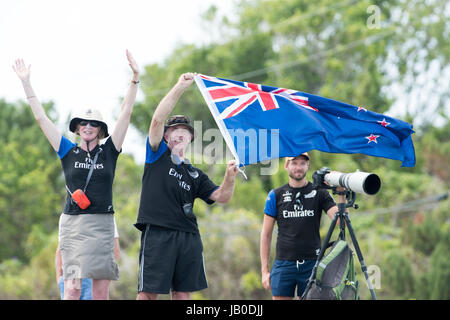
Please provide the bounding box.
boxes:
[313,167,332,189]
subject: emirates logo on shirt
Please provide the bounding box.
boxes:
[74,156,104,169]
[168,168,191,191]
[282,209,315,218]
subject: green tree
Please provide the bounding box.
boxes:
[427,243,450,300]
[0,99,64,262]
[383,250,415,298]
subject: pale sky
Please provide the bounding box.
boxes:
[0,0,232,161]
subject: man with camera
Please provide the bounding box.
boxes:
[260,153,346,300]
[135,73,238,300]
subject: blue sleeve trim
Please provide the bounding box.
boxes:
[57,136,76,159]
[145,137,168,164]
[264,189,277,218]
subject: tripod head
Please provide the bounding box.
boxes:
[331,188,359,210]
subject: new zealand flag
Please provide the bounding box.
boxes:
[195,74,415,167]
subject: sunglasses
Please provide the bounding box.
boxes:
[79,120,101,127]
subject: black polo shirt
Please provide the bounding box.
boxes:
[57,135,121,214]
[135,138,219,234]
[264,182,336,260]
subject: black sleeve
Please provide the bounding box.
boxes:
[320,189,336,213]
[196,170,219,205]
[103,136,121,159]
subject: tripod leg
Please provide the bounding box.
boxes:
[343,213,377,300]
[300,211,340,300]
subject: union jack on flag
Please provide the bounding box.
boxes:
[194,74,416,168]
[198,74,317,120]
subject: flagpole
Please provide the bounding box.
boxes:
[194,75,247,179]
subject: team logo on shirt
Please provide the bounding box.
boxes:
[304,190,317,198]
[294,202,303,211]
[282,191,292,202]
[187,169,199,179]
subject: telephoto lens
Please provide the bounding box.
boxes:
[324,170,381,195]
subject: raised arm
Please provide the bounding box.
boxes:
[13,59,61,151]
[148,72,196,151]
[111,50,140,151]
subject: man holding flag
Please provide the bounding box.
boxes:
[135,73,238,300]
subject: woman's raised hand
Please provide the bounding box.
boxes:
[12,59,31,82]
[126,50,140,75]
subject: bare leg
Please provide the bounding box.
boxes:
[64,279,82,300]
[172,291,190,300]
[92,279,110,300]
[137,291,158,300]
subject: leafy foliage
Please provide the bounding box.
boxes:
[0,0,448,299]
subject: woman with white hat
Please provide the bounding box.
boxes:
[13,50,140,300]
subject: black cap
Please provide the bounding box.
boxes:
[164,115,195,141]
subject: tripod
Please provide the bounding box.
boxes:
[301,189,377,300]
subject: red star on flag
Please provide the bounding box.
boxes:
[357,107,367,112]
[366,134,380,144]
[377,118,390,127]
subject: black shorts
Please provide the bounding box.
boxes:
[138,225,208,294]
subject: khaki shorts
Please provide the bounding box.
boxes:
[59,213,119,280]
